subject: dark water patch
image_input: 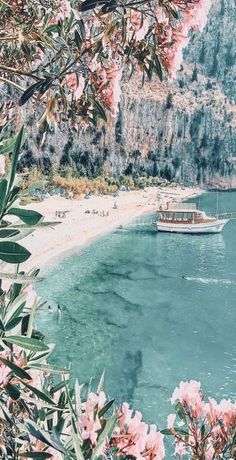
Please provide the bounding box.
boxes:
[122,350,143,401]
[105,319,126,329]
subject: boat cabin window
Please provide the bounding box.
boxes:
[158,212,194,221]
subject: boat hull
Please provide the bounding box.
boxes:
[156,219,229,234]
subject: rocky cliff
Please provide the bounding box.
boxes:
[22,0,236,187]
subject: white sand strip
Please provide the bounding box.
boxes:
[21,185,202,271]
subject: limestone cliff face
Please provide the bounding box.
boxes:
[22,0,236,187]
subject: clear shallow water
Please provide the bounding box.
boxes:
[37,192,236,426]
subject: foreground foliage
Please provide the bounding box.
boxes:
[0,0,211,135]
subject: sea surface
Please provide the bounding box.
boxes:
[37,191,236,426]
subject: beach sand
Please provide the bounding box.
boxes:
[21,185,202,271]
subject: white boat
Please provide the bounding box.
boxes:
[156,203,229,234]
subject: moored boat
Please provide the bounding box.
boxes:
[156,203,229,234]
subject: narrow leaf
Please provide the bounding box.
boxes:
[19,453,52,459]
[8,127,25,195]
[0,356,31,380]
[23,382,56,405]
[0,179,8,214]
[29,363,70,374]
[19,81,43,106]
[5,336,49,352]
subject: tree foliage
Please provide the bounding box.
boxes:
[0,0,211,136]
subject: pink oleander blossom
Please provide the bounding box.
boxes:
[80,414,101,445]
[66,73,85,101]
[171,380,204,417]
[113,403,165,460]
[130,10,149,41]
[159,0,212,77]
[0,362,10,387]
[79,391,107,446]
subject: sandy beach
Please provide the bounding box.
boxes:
[21,185,202,271]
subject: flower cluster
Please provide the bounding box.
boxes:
[157,1,212,77]
[111,402,165,460]
[168,380,236,459]
[79,391,107,445]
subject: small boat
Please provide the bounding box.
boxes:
[156,203,229,234]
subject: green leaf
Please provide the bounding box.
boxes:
[7,301,26,324]
[24,420,67,454]
[7,208,43,226]
[19,453,52,459]
[29,363,70,375]
[98,399,115,417]
[0,241,31,264]
[72,427,85,460]
[0,318,5,331]
[19,81,43,106]
[5,315,23,331]
[5,382,21,400]
[161,428,173,436]
[97,370,105,393]
[5,336,49,352]
[0,356,31,380]
[153,54,163,81]
[23,382,56,405]
[0,179,8,214]
[8,127,25,195]
[161,428,188,436]
[80,0,108,11]
[93,100,107,122]
[50,380,69,395]
[9,221,60,229]
[0,229,20,239]
[0,136,17,155]
[91,414,118,460]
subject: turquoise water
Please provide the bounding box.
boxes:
[37,192,236,426]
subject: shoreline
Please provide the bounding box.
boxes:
[21,185,203,272]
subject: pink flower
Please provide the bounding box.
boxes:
[167,413,176,429]
[204,397,221,426]
[114,403,165,460]
[130,10,149,41]
[28,368,42,389]
[0,362,10,387]
[66,73,85,101]
[80,414,101,445]
[0,155,5,175]
[146,426,165,460]
[171,380,204,418]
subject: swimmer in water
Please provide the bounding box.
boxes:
[182,275,188,280]
[57,304,62,319]
[48,305,52,311]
